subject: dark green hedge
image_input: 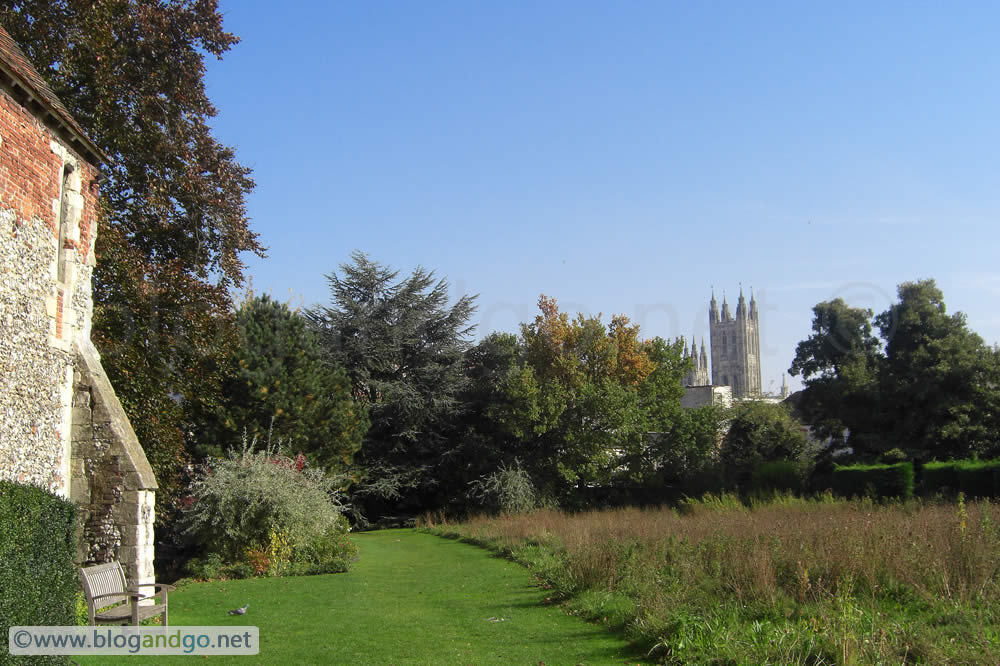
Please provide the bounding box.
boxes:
[922,459,1000,497]
[921,461,961,494]
[0,480,77,665]
[831,462,914,500]
[750,460,802,494]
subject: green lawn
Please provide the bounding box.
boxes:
[77,529,646,665]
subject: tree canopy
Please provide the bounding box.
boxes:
[790,279,1000,461]
[307,252,478,517]
[489,296,701,499]
[201,294,368,471]
[876,280,999,460]
[1,0,264,518]
[788,297,882,452]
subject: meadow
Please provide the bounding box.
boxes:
[422,494,1000,664]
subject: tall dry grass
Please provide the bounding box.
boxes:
[424,494,1000,662]
[431,495,1000,608]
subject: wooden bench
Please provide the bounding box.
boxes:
[79,561,175,626]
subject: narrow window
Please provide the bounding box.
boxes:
[57,164,75,283]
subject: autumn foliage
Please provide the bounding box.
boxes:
[491,296,707,499]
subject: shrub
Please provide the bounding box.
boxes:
[0,481,77,664]
[750,460,803,495]
[922,459,1000,498]
[468,459,543,515]
[922,461,961,495]
[720,401,810,491]
[956,459,1000,498]
[831,462,914,499]
[183,435,357,577]
[185,553,227,580]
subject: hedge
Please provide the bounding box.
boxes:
[922,459,1000,497]
[831,462,914,500]
[921,461,961,494]
[0,480,77,665]
[750,460,803,495]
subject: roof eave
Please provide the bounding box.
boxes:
[0,60,108,167]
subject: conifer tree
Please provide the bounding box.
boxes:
[308,252,477,516]
[203,295,368,472]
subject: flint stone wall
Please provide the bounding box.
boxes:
[0,82,156,587]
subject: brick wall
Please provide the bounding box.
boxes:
[0,82,156,589]
[0,83,98,494]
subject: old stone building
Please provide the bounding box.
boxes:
[680,384,733,409]
[709,288,762,398]
[682,337,710,386]
[0,26,156,589]
[683,288,763,401]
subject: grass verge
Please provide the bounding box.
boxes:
[75,529,646,664]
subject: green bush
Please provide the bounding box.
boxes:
[831,462,914,500]
[183,436,358,577]
[0,481,77,665]
[922,461,961,494]
[922,459,1000,497]
[468,459,543,515]
[956,460,998,497]
[720,401,809,491]
[185,553,253,580]
[750,460,803,495]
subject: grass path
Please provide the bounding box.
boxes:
[77,529,645,665]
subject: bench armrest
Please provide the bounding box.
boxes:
[129,583,176,594]
[89,592,129,603]
[128,583,176,603]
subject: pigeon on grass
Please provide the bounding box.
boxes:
[228,604,249,616]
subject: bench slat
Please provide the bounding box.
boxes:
[80,561,170,626]
[96,603,167,622]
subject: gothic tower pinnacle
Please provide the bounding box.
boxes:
[708,286,762,398]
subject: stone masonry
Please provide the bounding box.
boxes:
[0,25,157,588]
[709,288,763,399]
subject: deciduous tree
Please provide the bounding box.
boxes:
[876,280,999,460]
[789,298,882,454]
[495,297,662,497]
[790,280,1000,461]
[0,1,264,523]
[632,337,721,490]
[720,400,809,490]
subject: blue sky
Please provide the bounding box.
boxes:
[204,1,1000,394]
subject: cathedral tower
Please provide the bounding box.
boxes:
[683,336,710,386]
[708,288,762,398]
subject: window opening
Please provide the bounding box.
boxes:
[57,163,75,284]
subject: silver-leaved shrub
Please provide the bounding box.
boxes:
[183,435,357,577]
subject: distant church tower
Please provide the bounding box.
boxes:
[683,337,710,386]
[709,287,762,399]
